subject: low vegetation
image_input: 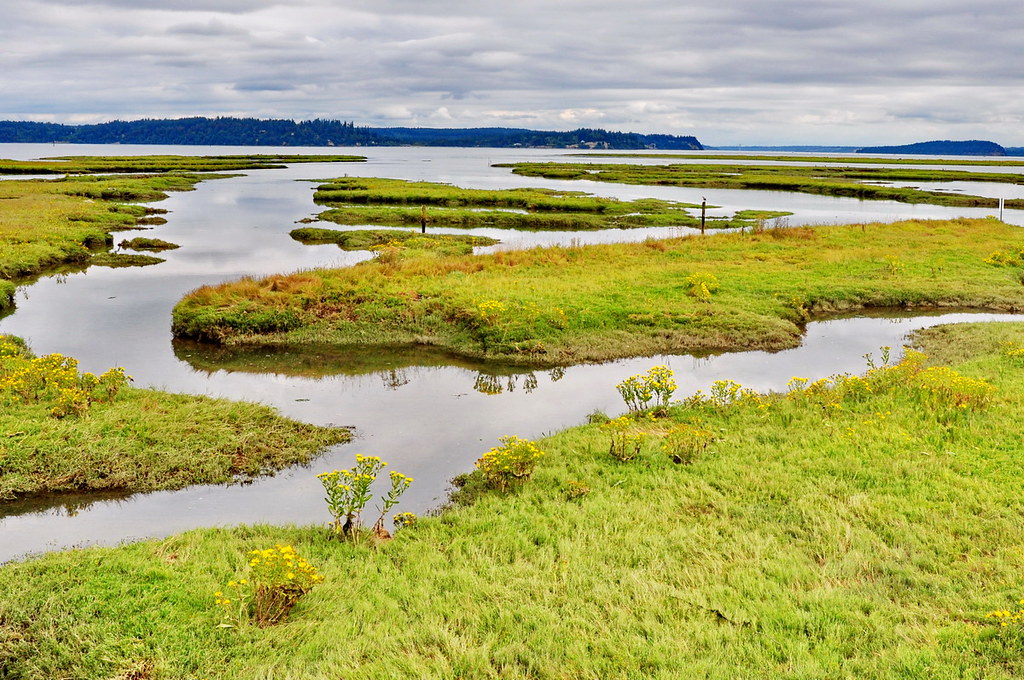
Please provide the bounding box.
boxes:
[503,160,1024,210]
[172,217,1024,363]
[576,152,1024,166]
[3,323,1024,678]
[0,155,366,312]
[290,226,497,254]
[312,176,790,231]
[0,335,350,500]
[118,237,180,251]
[0,154,365,175]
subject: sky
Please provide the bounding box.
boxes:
[2,0,1022,146]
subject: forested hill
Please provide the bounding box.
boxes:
[0,118,703,150]
[856,140,1008,156]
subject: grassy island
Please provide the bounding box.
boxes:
[172,217,1024,364]
[311,176,790,231]
[0,335,350,501]
[3,323,1024,678]
[503,160,1024,209]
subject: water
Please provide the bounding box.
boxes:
[1,144,1021,562]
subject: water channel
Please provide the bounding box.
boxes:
[1,144,1021,563]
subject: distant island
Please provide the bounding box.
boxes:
[855,140,1011,156]
[0,117,703,151]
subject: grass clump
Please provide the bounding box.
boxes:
[118,237,180,251]
[290,226,497,255]
[172,217,1024,363]
[3,324,1024,677]
[0,335,350,500]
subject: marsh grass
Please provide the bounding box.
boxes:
[505,161,1024,209]
[0,336,350,500]
[118,237,180,251]
[172,217,1024,363]
[0,155,366,312]
[289,226,497,254]
[3,324,1024,678]
[311,176,790,231]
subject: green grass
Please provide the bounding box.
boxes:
[3,323,1024,678]
[171,218,1024,363]
[0,336,350,500]
[0,155,367,312]
[574,152,1024,166]
[0,154,365,175]
[290,226,498,253]
[312,176,791,231]
[503,161,1024,210]
[117,237,180,251]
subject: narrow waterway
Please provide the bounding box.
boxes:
[1,144,1021,563]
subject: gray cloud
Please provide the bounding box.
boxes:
[2,0,1022,144]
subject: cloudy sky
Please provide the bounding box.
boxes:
[3,0,1022,146]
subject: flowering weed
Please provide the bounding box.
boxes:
[617,365,677,413]
[217,544,325,627]
[317,454,412,540]
[476,435,544,492]
[600,416,646,462]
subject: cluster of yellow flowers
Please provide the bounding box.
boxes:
[686,271,720,301]
[216,544,325,627]
[476,299,506,324]
[317,455,413,539]
[661,422,714,465]
[1002,342,1024,363]
[983,247,1024,267]
[617,365,677,412]
[0,336,131,418]
[393,511,418,529]
[248,544,324,590]
[476,435,544,492]
[600,416,646,462]
[987,601,1024,627]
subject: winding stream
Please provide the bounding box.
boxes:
[1,144,1021,563]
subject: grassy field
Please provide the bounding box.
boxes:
[2,322,1024,678]
[503,161,1024,210]
[172,217,1024,364]
[0,335,349,501]
[312,176,790,231]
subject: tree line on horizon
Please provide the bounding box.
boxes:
[0,117,704,150]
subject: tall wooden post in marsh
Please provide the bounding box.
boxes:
[700,197,706,235]
[421,205,428,233]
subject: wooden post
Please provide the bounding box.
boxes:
[700,198,706,235]
[421,205,427,233]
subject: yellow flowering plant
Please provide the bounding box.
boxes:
[0,336,132,418]
[600,416,645,462]
[476,435,544,492]
[216,544,324,627]
[317,454,413,540]
[661,422,714,465]
[616,365,677,413]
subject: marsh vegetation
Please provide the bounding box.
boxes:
[504,160,1024,209]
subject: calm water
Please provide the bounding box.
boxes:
[1,144,1021,563]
